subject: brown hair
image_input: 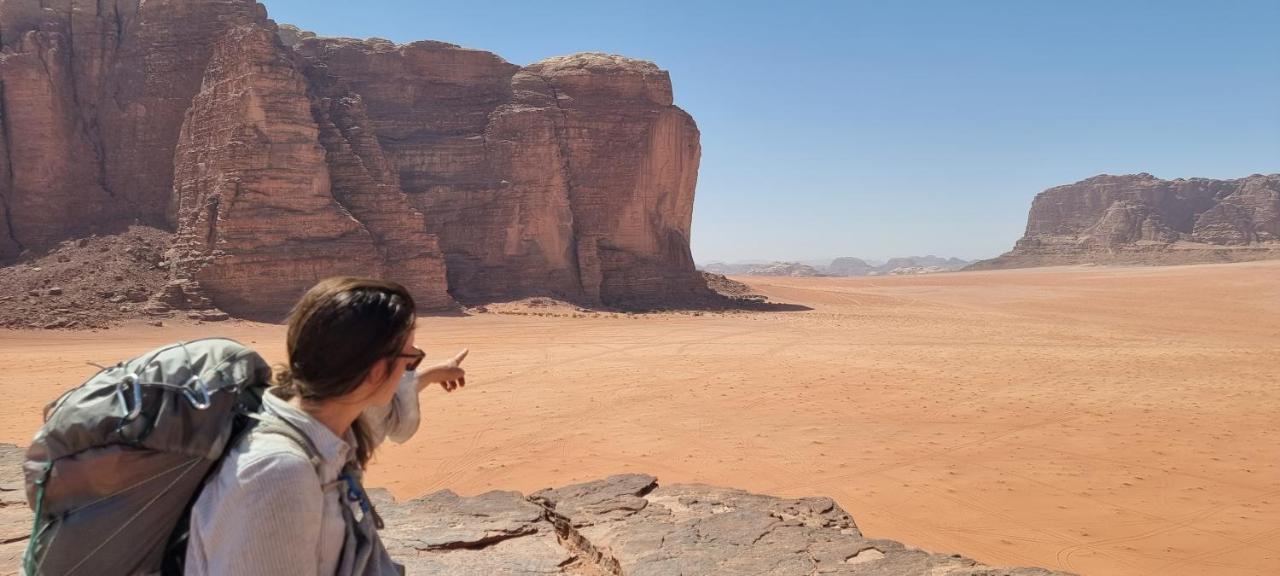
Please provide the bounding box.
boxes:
[272,277,417,467]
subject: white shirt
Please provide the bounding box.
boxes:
[184,374,420,575]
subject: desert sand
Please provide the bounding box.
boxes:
[2,261,1278,575]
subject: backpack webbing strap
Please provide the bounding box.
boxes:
[241,411,325,474]
[23,463,52,576]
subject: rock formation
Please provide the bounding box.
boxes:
[704,257,972,277]
[0,0,270,259]
[0,445,23,572]
[876,256,970,274]
[0,0,709,319]
[828,257,876,276]
[166,24,451,317]
[288,36,705,307]
[0,444,1068,575]
[972,173,1280,269]
[702,262,826,277]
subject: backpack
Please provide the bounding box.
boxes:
[21,338,273,575]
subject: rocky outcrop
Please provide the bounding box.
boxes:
[0,445,1068,576]
[828,257,876,276]
[0,445,23,573]
[289,39,707,307]
[972,173,1280,269]
[167,24,451,318]
[0,1,710,318]
[0,0,269,255]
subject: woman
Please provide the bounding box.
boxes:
[184,277,468,575]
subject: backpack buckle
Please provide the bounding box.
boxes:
[115,374,144,421]
[182,375,212,410]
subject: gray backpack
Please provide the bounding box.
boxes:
[21,338,272,575]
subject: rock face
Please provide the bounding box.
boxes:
[0,446,1068,576]
[0,0,269,259]
[1,445,26,572]
[0,1,709,318]
[167,24,451,317]
[972,173,1280,269]
[288,38,706,307]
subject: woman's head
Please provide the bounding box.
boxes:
[273,277,419,464]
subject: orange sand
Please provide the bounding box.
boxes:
[2,261,1278,575]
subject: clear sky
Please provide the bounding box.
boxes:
[260,0,1280,263]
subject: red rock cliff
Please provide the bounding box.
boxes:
[973,173,1280,269]
[290,39,707,307]
[168,24,452,318]
[0,1,709,317]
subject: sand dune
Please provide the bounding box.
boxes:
[2,261,1277,575]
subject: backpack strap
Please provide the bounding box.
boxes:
[243,411,354,494]
[242,413,323,472]
[244,410,385,530]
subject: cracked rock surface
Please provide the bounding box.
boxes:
[0,445,27,573]
[0,446,1069,575]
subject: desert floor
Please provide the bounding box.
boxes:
[2,261,1278,575]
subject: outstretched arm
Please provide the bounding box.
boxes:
[415,349,468,393]
[360,348,469,446]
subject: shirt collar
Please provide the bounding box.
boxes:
[261,389,356,477]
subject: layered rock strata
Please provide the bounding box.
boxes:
[167,24,450,316]
[0,0,269,257]
[0,0,709,318]
[973,173,1280,269]
[0,445,1068,576]
[289,37,706,307]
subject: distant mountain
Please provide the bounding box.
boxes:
[970,173,1280,270]
[700,261,826,276]
[828,257,876,276]
[700,256,971,277]
[744,262,826,276]
[827,255,971,276]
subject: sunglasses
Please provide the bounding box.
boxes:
[397,347,426,371]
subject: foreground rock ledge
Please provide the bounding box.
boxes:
[0,446,1067,575]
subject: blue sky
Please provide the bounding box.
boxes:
[261,0,1280,263]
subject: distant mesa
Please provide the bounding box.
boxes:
[0,0,712,320]
[702,256,972,277]
[970,173,1280,270]
[702,261,827,277]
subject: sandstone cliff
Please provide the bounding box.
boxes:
[0,0,709,319]
[0,444,1069,575]
[0,0,268,258]
[288,36,706,307]
[167,24,452,317]
[972,173,1280,269]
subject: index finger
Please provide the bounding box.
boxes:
[452,348,469,365]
